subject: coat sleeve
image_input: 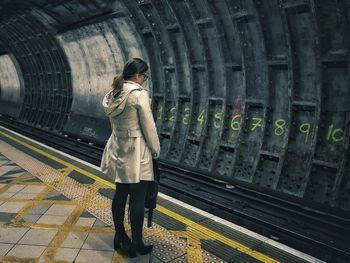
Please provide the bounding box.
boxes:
[136,90,161,158]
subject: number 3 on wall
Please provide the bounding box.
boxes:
[182,108,190,125]
[169,107,176,122]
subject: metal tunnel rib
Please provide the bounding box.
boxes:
[0,1,349,261]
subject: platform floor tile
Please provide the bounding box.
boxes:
[27,203,51,215]
[0,133,325,263]
[5,184,26,193]
[18,229,57,246]
[0,212,15,223]
[0,161,9,167]
[12,192,39,199]
[23,213,42,223]
[0,201,27,213]
[0,243,13,256]
[7,244,46,258]
[82,232,114,251]
[0,227,29,243]
[75,249,115,263]
[75,217,95,227]
[0,165,16,176]
[0,192,16,198]
[21,185,46,194]
[36,214,68,225]
[61,232,89,249]
[44,203,76,216]
[53,247,80,261]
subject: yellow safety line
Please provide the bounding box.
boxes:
[0,130,115,189]
[157,206,278,263]
[0,129,279,262]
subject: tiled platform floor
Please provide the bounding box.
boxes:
[0,144,225,263]
[0,154,131,263]
[0,128,326,263]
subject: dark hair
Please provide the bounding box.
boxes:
[112,58,148,96]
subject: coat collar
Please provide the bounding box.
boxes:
[124,80,149,91]
[103,82,142,118]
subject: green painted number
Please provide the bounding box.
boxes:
[275,119,286,136]
[299,123,311,143]
[214,112,223,129]
[182,108,190,125]
[251,117,263,131]
[169,107,176,122]
[327,124,345,142]
[197,109,206,126]
[231,114,241,131]
[157,105,163,120]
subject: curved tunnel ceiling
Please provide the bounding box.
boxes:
[0,0,349,215]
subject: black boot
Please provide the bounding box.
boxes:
[113,233,131,251]
[128,181,152,257]
[112,183,130,251]
[128,241,153,258]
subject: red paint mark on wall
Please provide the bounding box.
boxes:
[230,96,244,117]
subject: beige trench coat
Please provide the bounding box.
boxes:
[100,81,160,183]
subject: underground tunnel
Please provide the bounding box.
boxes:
[0,0,349,262]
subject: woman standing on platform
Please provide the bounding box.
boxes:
[100,58,160,257]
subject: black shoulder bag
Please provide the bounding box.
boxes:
[145,159,160,227]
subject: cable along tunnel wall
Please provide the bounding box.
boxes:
[0,0,348,214]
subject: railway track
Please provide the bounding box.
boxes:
[159,164,350,260]
[0,116,349,261]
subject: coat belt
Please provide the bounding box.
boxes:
[114,129,142,138]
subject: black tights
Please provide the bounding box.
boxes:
[112,181,148,243]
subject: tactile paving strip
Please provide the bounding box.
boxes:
[0,139,227,263]
[0,140,114,225]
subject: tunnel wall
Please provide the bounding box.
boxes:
[0,53,24,117]
[0,0,349,213]
[0,12,73,130]
[56,15,149,141]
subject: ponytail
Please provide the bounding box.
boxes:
[112,58,149,96]
[112,75,124,97]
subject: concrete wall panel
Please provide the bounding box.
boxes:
[0,54,23,117]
